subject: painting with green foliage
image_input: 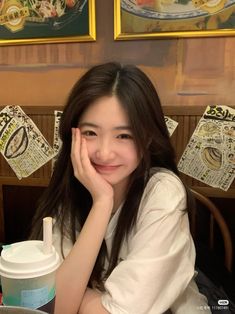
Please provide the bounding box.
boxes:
[0,0,95,45]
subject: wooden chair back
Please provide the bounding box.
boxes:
[190,189,233,272]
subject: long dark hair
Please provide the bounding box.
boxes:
[30,62,180,287]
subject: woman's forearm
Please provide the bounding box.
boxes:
[78,288,109,314]
[54,199,112,314]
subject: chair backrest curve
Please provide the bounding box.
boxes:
[190,189,233,272]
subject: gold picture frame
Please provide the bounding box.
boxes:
[114,0,235,40]
[0,0,96,46]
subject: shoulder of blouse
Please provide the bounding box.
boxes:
[138,167,187,217]
[146,167,185,195]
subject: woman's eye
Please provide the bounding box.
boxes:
[117,134,133,140]
[81,130,96,136]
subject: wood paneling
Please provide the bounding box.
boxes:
[1,0,235,108]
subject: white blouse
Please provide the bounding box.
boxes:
[53,168,211,314]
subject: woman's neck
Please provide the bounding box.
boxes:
[112,179,130,213]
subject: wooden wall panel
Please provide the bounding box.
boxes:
[1,0,235,108]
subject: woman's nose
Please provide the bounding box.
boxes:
[95,139,115,161]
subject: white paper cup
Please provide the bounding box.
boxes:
[0,241,60,313]
[0,305,47,313]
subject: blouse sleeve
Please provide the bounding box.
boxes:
[101,175,195,314]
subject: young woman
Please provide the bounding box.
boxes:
[30,62,210,314]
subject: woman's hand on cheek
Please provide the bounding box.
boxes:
[71,128,114,206]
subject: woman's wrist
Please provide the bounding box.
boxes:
[92,197,114,213]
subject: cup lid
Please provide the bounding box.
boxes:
[0,240,60,279]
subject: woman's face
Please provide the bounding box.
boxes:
[78,95,140,190]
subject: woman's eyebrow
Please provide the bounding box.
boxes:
[78,122,131,131]
[114,126,132,131]
[78,122,99,128]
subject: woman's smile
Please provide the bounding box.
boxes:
[92,162,121,174]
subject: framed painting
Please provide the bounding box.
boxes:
[0,0,96,46]
[114,0,235,40]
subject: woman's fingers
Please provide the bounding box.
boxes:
[70,128,114,203]
[71,128,83,177]
[80,137,93,173]
[71,128,95,178]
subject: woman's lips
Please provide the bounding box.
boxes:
[92,163,120,173]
